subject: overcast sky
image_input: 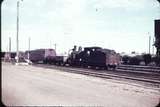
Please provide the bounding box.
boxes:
[2,0,160,55]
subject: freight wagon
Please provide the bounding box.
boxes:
[25,49,56,63]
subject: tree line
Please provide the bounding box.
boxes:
[122,54,160,66]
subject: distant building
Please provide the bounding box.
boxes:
[154,19,160,56]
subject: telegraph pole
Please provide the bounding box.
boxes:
[9,37,11,53]
[50,41,51,48]
[16,1,19,63]
[148,32,151,54]
[152,37,155,55]
[54,43,57,52]
[149,36,151,54]
[9,37,11,61]
[28,37,30,60]
[16,0,23,63]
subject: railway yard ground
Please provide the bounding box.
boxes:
[2,62,160,106]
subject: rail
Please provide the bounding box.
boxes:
[117,64,160,72]
[34,64,160,87]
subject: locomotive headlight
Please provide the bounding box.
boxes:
[79,58,82,61]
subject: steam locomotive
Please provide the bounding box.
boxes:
[66,46,121,69]
[24,46,121,69]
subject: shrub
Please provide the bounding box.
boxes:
[129,56,141,65]
[122,55,130,64]
[143,54,151,65]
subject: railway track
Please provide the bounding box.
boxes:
[115,66,160,79]
[33,64,160,89]
[117,65,160,73]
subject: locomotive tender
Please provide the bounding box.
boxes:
[25,46,121,70]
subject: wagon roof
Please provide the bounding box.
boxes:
[25,48,55,52]
[97,49,116,54]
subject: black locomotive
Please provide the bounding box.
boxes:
[66,46,121,69]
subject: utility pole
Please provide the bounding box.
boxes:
[9,37,11,53]
[9,37,11,61]
[28,37,30,60]
[16,1,19,63]
[152,37,155,55]
[50,40,51,48]
[16,0,23,63]
[54,43,57,52]
[148,32,151,54]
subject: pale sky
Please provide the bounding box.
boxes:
[2,0,160,55]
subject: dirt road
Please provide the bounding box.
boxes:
[2,62,160,106]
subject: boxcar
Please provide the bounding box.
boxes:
[25,49,56,63]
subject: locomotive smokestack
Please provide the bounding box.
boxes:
[73,45,77,51]
[78,46,82,52]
